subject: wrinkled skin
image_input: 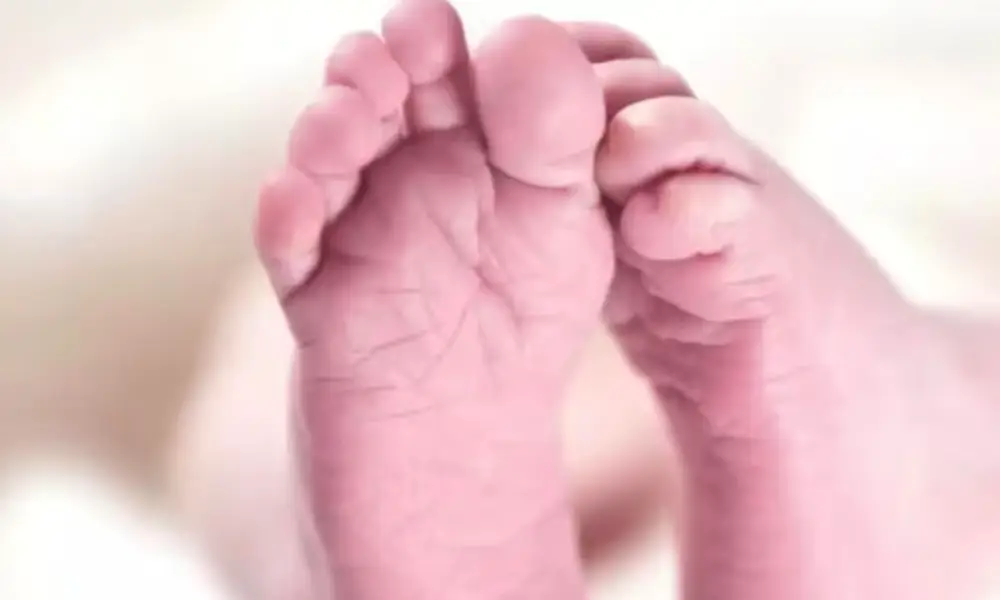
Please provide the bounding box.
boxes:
[258,5,620,598]
[248,1,1000,599]
[170,280,676,600]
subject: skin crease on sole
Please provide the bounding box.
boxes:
[253,2,1000,600]
[257,1,619,598]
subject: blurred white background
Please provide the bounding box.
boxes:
[1,0,999,598]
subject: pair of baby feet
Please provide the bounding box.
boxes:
[254,0,1000,598]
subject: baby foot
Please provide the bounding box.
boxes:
[597,59,1000,599]
[255,1,611,598]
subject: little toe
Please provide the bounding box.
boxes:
[382,0,472,132]
[324,32,409,119]
[474,16,605,188]
[289,85,382,178]
[255,168,327,296]
[288,84,383,217]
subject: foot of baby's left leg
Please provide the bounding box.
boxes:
[597,55,1000,600]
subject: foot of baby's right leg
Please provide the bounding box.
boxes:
[256,1,621,598]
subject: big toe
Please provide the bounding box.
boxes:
[473,17,605,188]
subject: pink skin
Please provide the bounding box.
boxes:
[178,20,683,600]
[595,44,1000,600]
[258,2,618,598]
[255,1,1000,599]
